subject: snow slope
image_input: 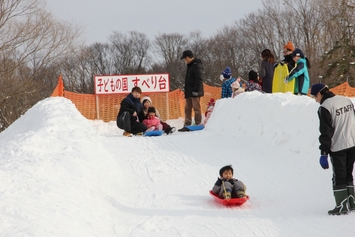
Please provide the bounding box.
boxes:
[0,92,354,237]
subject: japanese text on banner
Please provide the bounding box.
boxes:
[94,74,170,94]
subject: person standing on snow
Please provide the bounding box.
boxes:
[178,50,204,132]
[311,83,355,215]
[281,41,296,72]
[284,48,310,95]
[259,49,275,93]
[220,66,237,98]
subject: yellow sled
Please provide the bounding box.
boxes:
[272,63,295,93]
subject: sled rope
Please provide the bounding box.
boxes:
[222,180,230,200]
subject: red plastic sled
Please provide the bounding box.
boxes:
[209,190,249,206]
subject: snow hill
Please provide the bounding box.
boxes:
[0,92,354,237]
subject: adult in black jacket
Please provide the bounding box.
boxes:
[178,50,204,131]
[311,83,355,215]
[116,86,147,136]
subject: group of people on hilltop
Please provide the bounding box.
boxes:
[220,41,310,97]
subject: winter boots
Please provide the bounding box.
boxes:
[328,189,349,215]
[223,188,232,200]
[165,126,176,135]
[123,131,133,137]
[347,185,355,212]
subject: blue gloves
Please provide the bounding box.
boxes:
[319,155,329,169]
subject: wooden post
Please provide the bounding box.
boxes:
[96,95,100,120]
[166,92,169,120]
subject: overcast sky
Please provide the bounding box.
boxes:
[45,0,264,45]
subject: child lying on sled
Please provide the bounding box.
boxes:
[212,165,247,200]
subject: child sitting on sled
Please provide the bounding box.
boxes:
[142,107,163,132]
[212,165,247,199]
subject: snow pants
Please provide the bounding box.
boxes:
[215,180,246,199]
[330,146,355,190]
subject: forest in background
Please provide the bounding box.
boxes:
[1,0,355,131]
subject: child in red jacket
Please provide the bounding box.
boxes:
[142,107,163,132]
[202,98,215,125]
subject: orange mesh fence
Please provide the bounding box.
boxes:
[51,76,355,122]
[52,77,355,122]
[329,82,355,97]
[53,78,221,122]
[51,75,64,97]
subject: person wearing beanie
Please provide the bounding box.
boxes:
[245,70,263,92]
[231,78,245,98]
[311,83,355,215]
[116,86,147,136]
[220,66,237,98]
[259,49,276,93]
[138,96,176,135]
[142,106,163,132]
[178,50,204,132]
[284,48,310,95]
[282,41,296,72]
[212,165,247,200]
[140,96,161,119]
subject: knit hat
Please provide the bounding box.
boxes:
[219,165,234,177]
[141,96,152,105]
[292,48,304,58]
[147,107,156,114]
[248,70,258,82]
[208,98,215,107]
[222,67,232,79]
[231,80,240,89]
[283,41,295,52]
[310,83,327,96]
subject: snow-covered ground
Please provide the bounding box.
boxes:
[0,92,354,237]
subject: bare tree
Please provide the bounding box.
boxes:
[109,31,151,74]
[318,0,355,86]
[0,0,82,131]
[152,32,188,90]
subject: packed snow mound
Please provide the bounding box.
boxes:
[206,91,320,148]
[0,93,354,236]
[0,97,124,236]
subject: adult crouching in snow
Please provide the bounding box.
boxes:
[116,86,147,137]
